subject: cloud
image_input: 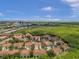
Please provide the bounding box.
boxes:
[62,0,79,3]
[28,15,60,22]
[0,12,4,16]
[41,6,53,11]
[62,0,79,17]
[6,10,24,15]
[53,19,60,21]
[45,15,52,18]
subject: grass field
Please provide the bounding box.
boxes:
[12,25,79,59]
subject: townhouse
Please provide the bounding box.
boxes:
[0,33,69,57]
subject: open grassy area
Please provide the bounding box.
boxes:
[12,25,79,59]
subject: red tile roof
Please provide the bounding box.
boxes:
[60,43,69,50]
[13,34,23,39]
[32,36,40,40]
[52,47,62,55]
[20,49,30,56]
[34,42,42,46]
[0,50,19,56]
[13,43,24,47]
[0,34,9,36]
[33,49,46,56]
[0,34,9,39]
[7,50,19,55]
[0,51,6,56]
[25,41,32,46]
[43,41,52,46]
[2,43,12,47]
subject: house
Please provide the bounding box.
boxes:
[26,33,32,37]
[0,50,19,56]
[21,35,28,41]
[42,34,51,40]
[7,50,19,55]
[13,42,24,49]
[42,34,60,41]
[0,34,9,39]
[50,35,60,42]
[13,34,23,39]
[32,36,41,41]
[60,43,70,51]
[20,49,31,57]
[34,42,42,49]
[53,41,58,46]
[43,41,52,51]
[0,33,70,57]
[24,41,33,50]
[52,47,62,55]
[26,33,33,40]
[1,43,12,51]
[0,51,6,56]
[33,49,46,57]
[56,40,64,45]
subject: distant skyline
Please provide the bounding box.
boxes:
[0,0,79,22]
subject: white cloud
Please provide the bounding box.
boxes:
[45,15,52,18]
[23,15,60,22]
[62,0,79,17]
[41,6,53,11]
[62,0,79,3]
[0,12,4,16]
[6,10,24,15]
[53,19,60,21]
[45,15,60,21]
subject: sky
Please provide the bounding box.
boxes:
[0,0,79,22]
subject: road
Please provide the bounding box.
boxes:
[0,27,27,34]
[0,27,27,44]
